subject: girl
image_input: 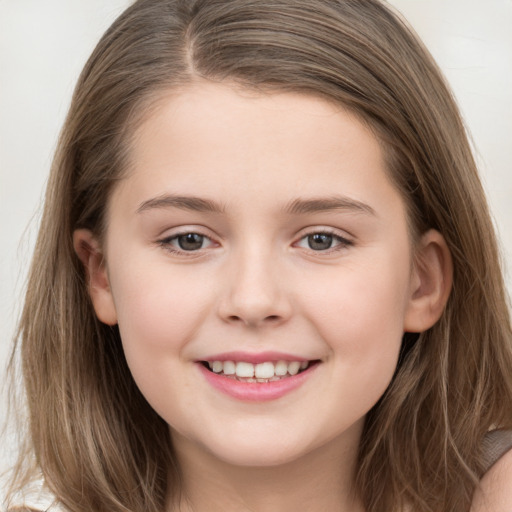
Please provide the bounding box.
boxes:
[5,0,512,511]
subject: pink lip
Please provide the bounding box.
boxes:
[200,351,311,364]
[198,361,319,402]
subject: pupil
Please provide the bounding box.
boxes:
[178,233,204,251]
[308,233,333,250]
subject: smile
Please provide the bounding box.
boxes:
[198,358,320,401]
[204,360,312,382]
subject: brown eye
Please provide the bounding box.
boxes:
[158,230,217,255]
[176,233,205,251]
[307,233,334,251]
[295,230,352,253]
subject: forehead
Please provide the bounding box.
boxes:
[110,81,404,223]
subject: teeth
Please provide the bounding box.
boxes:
[275,361,288,376]
[255,362,275,379]
[288,361,301,375]
[223,361,236,375]
[236,361,255,378]
[205,359,312,380]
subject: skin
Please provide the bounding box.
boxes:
[75,81,453,511]
[471,449,512,511]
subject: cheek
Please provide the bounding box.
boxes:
[107,263,209,421]
[116,289,184,349]
[107,257,213,371]
[306,267,408,419]
[302,263,410,347]
[296,250,411,409]
[113,251,199,319]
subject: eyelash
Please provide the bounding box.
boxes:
[157,231,216,255]
[157,229,353,255]
[294,230,353,253]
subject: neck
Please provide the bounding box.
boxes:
[168,427,365,512]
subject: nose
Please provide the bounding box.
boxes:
[217,246,293,328]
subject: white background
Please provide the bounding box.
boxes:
[1,0,511,497]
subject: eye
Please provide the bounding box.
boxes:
[295,231,352,252]
[159,232,215,253]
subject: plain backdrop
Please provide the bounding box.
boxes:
[1,0,511,497]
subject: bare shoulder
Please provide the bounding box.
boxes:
[471,447,512,511]
[7,509,42,511]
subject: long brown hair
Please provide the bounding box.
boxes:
[6,1,512,511]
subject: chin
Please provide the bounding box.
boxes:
[209,443,306,468]
[176,425,307,468]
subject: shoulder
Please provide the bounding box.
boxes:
[7,508,44,512]
[6,504,63,512]
[6,477,63,512]
[471,446,512,511]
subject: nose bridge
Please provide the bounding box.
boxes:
[218,239,291,327]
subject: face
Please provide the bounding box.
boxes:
[86,82,427,468]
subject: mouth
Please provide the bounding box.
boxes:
[201,359,320,383]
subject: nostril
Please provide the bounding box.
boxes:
[227,314,282,325]
[226,314,281,323]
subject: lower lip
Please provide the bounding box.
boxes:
[198,362,319,402]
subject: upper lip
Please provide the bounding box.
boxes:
[199,351,314,364]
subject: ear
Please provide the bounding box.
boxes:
[73,229,118,326]
[404,229,453,333]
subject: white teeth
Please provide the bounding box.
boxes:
[255,362,275,379]
[275,360,288,376]
[288,361,301,375]
[212,361,223,373]
[206,359,312,380]
[223,361,236,375]
[236,361,255,378]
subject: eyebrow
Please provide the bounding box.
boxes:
[137,194,226,214]
[136,193,376,216]
[283,196,376,216]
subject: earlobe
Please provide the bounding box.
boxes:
[73,229,118,326]
[404,229,453,333]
